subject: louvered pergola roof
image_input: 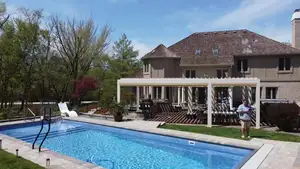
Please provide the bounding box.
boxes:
[117,77,260,87]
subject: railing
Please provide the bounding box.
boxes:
[32,107,52,152]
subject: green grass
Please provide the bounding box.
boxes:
[159,124,300,142]
[0,150,44,169]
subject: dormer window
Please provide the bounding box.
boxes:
[212,48,219,56]
[195,49,201,55]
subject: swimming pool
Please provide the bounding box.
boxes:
[0,120,254,169]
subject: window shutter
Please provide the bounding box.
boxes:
[237,60,241,72]
[185,70,190,78]
[217,70,221,78]
[191,70,196,78]
[285,58,291,70]
[242,59,248,72]
[278,58,284,71]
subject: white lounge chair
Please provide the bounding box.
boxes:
[58,102,78,117]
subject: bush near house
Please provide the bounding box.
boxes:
[263,103,300,132]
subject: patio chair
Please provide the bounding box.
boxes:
[58,102,78,117]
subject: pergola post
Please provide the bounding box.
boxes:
[242,86,246,101]
[187,86,193,114]
[177,87,181,105]
[117,80,120,103]
[207,82,212,127]
[162,86,165,99]
[181,87,185,103]
[248,86,252,105]
[255,83,261,129]
[136,86,140,112]
[228,87,233,110]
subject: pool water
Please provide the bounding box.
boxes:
[0,120,253,169]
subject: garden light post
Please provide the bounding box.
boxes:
[46,158,50,167]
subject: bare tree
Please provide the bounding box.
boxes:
[50,15,111,106]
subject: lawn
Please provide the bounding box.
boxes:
[0,150,44,169]
[159,124,300,142]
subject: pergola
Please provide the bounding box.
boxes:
[117,77,261,129]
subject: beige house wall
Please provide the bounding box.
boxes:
[142,55,300,103]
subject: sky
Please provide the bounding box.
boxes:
[5,0,300,58]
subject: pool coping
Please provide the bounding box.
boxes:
[0,120,105,169]
[0,117,273,169]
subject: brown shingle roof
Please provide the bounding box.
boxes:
[141,44,180,60]
[169,29,300,56]
[180,56,234,66]
[167,29,300,65]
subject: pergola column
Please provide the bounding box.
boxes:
[117,80,120,103]
[255,83,261,129]
[228,87,233,110]
[187,86,193,114]
[248,86,252,105]
[177,87,181,105]
[136,86,140,112]
[143,86,146,99]
[242,86,246,101]
[181,87,185,103]
[149,86,153,98]
[195,87,199,103]
[162,86,165,99]
[207,82,212,127]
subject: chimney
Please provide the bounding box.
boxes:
[292,9,300,49]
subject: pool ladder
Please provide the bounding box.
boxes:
[32,107,52,152]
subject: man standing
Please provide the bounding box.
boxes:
[237,100,252,138]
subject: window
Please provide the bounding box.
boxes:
[212,49,219,56]
[278,57,291,71]
[217,69,228,78]
[266,87,277,99]
[143,61,149,72]
[195,49,201,55]
[237,59,248,72]
[185,70,196,78]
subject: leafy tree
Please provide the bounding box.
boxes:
[98,33,142,107]
[50,16,111,106]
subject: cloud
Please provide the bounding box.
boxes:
[132,40,153,59]
[212,0,295,29]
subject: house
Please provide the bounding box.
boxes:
[139,9,300,107]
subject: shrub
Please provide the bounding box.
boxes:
[265,103,300,132]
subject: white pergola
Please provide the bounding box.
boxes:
[117,77,261,129]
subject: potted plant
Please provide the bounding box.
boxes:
[110,101,126,122]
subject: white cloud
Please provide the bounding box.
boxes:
[132,40,153,59]
[212,0,295,28]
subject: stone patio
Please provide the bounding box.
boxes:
[0,116,300,169]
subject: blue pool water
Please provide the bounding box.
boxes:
[0,120,253,169]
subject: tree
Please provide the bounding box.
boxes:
[98,33,142,107]
[0,3,11,29]
[50,16,111,106]
[14,8,45,111]
[112,33,141,78]
[72,76,98,105]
